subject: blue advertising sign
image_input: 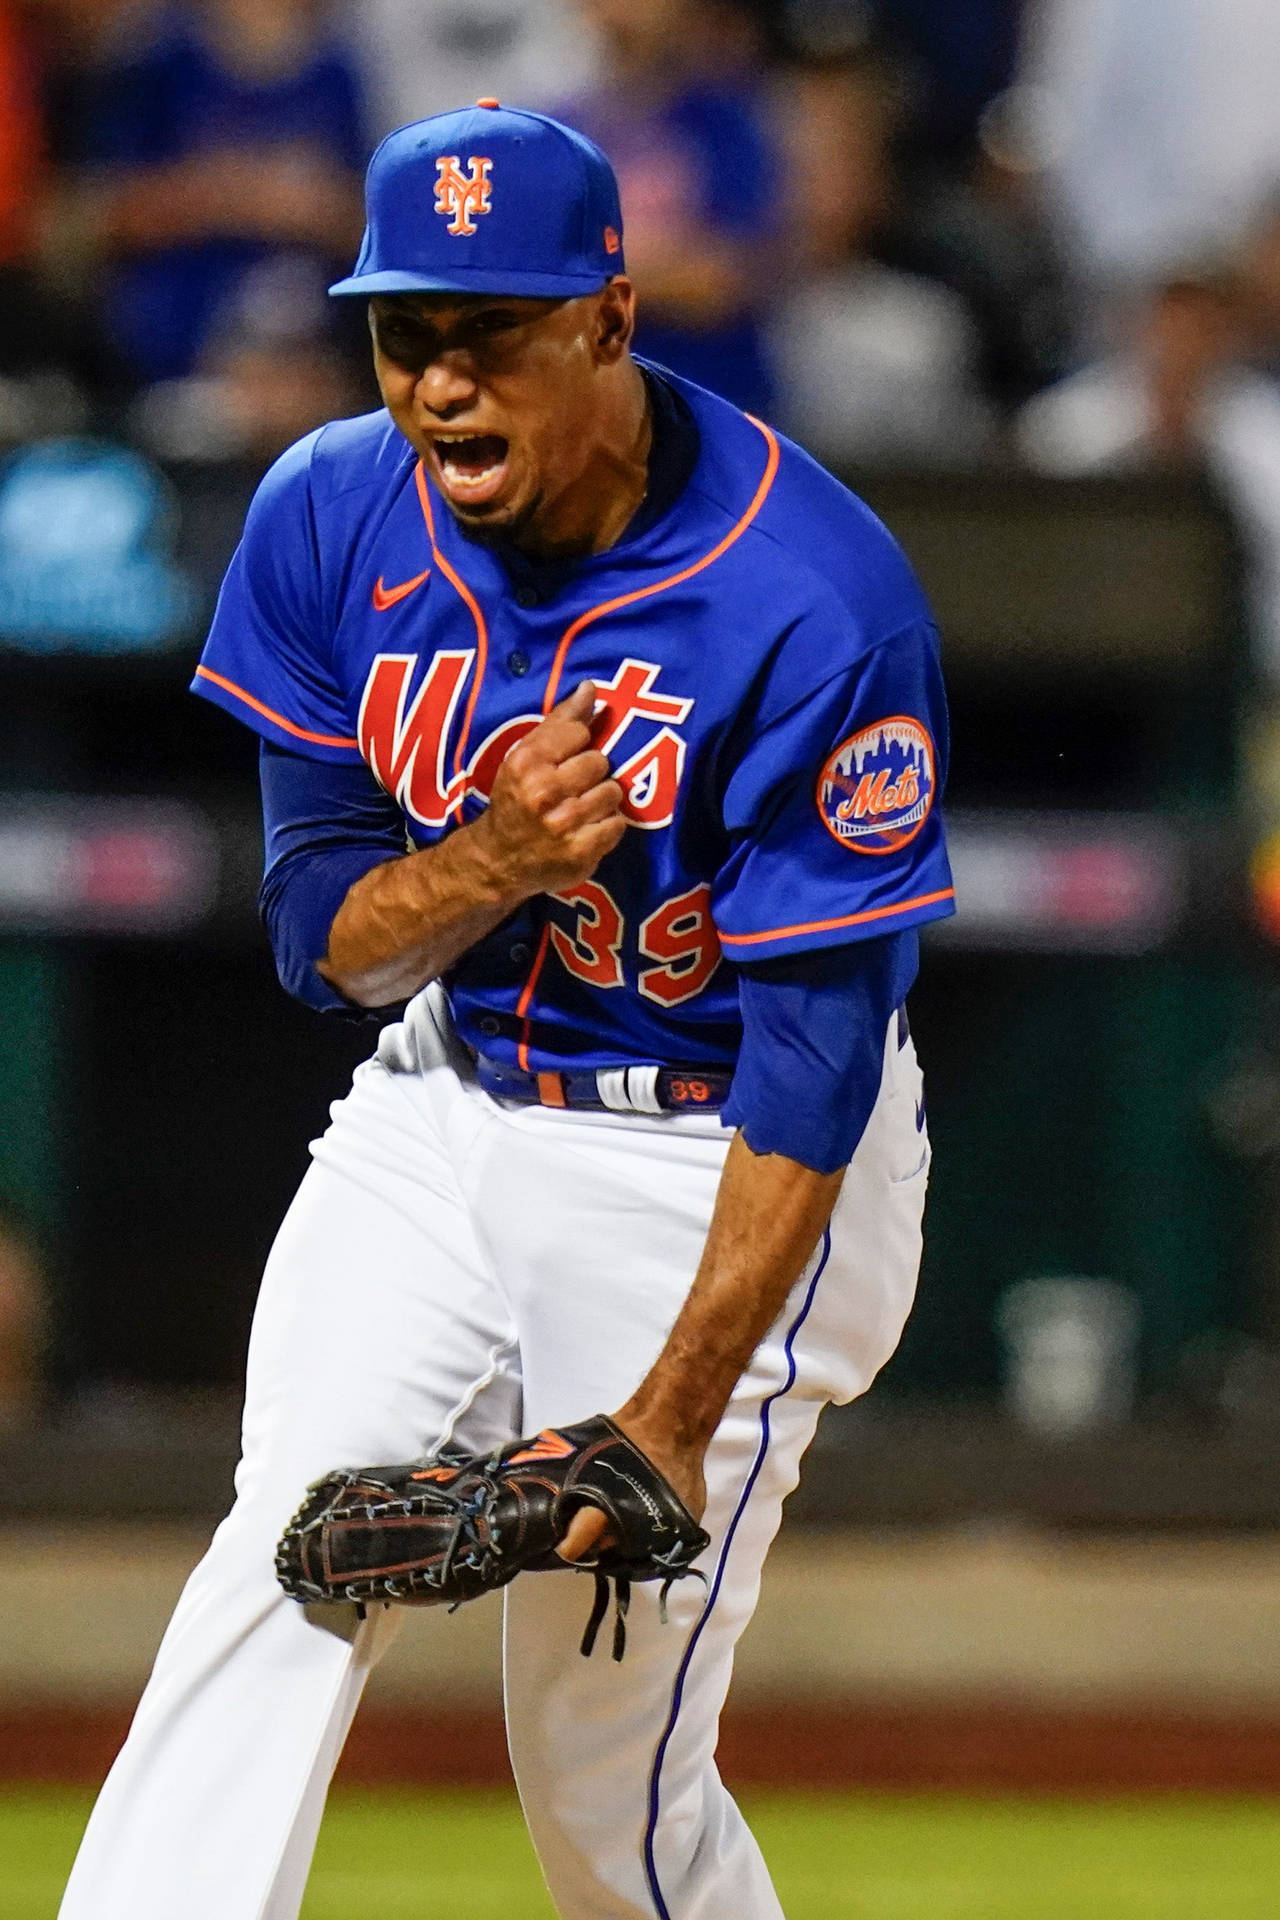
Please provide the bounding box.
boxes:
[0,439,197,652]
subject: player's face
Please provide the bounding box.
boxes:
[369,287,635,546]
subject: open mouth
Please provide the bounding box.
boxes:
[431,432,511,507]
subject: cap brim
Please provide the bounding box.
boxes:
[328,266,614,298]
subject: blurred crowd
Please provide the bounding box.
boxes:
[3,0,1280,651]
[3,0,1280,1422]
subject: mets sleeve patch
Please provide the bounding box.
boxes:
[816,716,936,856]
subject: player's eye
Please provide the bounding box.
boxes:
[467,310,522,340]
[376,320,436,370]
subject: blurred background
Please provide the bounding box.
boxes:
[4,0,1280,1911]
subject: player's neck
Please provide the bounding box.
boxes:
[507,361,653,564]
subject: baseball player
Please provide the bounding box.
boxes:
[60,103,954,1920]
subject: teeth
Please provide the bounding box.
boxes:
[447,466,503,488]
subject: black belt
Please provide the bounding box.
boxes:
[474,1056,733,1115]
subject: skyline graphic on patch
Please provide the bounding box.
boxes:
[816,715,936,855]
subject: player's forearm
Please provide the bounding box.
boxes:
[318,819,524,1007]
[319,682,625,1007]
[617,1132,844,1455]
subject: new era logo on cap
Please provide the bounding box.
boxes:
[329,99,625,301]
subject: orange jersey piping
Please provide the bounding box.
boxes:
[717,887,956,949]
[193,665,358,750]
[515,922,554,1070]
[414,462,490,798]
[510,418,781,1062]
[540,415,782,717]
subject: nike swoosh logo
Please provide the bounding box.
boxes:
[372,568,431,611]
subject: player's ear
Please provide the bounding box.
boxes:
[594,278,635,363]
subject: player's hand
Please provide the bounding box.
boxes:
[472,681,626,900]
[556,1414,707,1565]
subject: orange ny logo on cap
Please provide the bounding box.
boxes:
[434,155,494,235]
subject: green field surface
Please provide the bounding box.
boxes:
[6,1786,1280,1918]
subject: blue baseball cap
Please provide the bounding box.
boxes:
[329,100,626,301]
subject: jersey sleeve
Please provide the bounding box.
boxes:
[723,932,919,1172]
[190,432,364,764]
[711,619,955,962]
[258,741,407,1014]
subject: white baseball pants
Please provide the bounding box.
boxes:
[59,987,928,1920]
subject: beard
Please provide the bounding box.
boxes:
[446,486,544,552]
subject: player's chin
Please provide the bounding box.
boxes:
[444,473,541,542]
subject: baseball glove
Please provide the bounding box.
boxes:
[275,1414,710,1660]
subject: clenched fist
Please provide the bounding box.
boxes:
[471,681,626,897]
[320,682,626,1008]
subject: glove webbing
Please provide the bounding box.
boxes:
[581,1570,629,1661]
[578,1566,708,1662]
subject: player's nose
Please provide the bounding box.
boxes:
[414,354,481,418]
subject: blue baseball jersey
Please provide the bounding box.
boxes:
[193,365,955,1073]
